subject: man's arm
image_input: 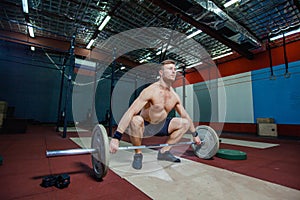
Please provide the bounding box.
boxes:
[116,89,150,133]
[174,102,196,133]
[173,92,200,144]
[110,88,151,153]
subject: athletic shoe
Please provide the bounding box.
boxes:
[157,150,181,162]
[132,153,143,169]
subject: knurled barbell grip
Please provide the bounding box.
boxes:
[46,140,204,157]
[118,141,204,150]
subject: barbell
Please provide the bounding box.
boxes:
[46,124,220,180]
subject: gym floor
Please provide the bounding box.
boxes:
[0,125,299,200]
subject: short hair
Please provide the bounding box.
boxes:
[161,59,176,65]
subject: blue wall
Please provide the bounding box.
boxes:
[252,61,300,124]
[192,61,300,125]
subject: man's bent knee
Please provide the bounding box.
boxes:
[181,118,190,131]
[129,115,144,137]
[169,118,190,134]
[130,115,144,127]
[175,118,189,131]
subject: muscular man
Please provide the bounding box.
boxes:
[109,59,201,169]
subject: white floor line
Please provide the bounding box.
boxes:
[70,137,299,200]
[220,138,279,149]
[182,134,279,149]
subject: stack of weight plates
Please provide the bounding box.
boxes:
[216,149,247,160]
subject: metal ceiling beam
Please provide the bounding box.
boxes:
[0,30,139,67]
[66,0,107,12]
[1,1,96,30]
[0,30,70,52]
[149,0,254,59]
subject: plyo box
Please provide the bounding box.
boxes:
[0,101,8,113]
[256,118,275,124]
[258,123,277,137]
[0,113,6,127]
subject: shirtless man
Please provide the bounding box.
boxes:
[109,59,201,169]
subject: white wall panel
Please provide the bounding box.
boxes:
[175,84,195,120]
[218,72,254,123]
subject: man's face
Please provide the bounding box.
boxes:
[160,63,177,82]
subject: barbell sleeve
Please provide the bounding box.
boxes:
[46,148,97,157]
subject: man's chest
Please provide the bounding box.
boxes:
[151,90,178,109]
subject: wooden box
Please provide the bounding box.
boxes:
[258,123,277,137]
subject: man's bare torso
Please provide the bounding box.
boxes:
[140,82,179,124]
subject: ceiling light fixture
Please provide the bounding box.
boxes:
[270,27,300,41]
[186,62,203,69]
[139,59,147,63]
[212,52,233,60]
[98,15,111,31]
[86,39,95,49]
[156,45,173,55]
[22,0,29,13]
[30,46,35,51]
[224,0,240,8]
[187,30,202,39]
[156,51,162,56]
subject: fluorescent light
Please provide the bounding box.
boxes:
[186,62,203,69]
[270,27,300,41]
[98,15,111,31]
[30,46,35,51]
[86,39,95,49]
[22,0,29,13]
[28,25,34,37]
[212,52,233,60]
[156,51,162,56]
[156,45,173,55]
[224,0,240,8]
[187,30,202,39]
[139,59,147,63]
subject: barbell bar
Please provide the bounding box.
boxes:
[46,141,202,157]
[46,124,220,180]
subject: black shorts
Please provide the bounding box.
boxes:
[143,118,172,137]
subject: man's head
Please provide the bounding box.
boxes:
[159,59,177,84]
[161,59,176,66]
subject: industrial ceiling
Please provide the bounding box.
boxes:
[0,0,300,68]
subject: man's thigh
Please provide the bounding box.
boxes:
[168,117,188,133]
